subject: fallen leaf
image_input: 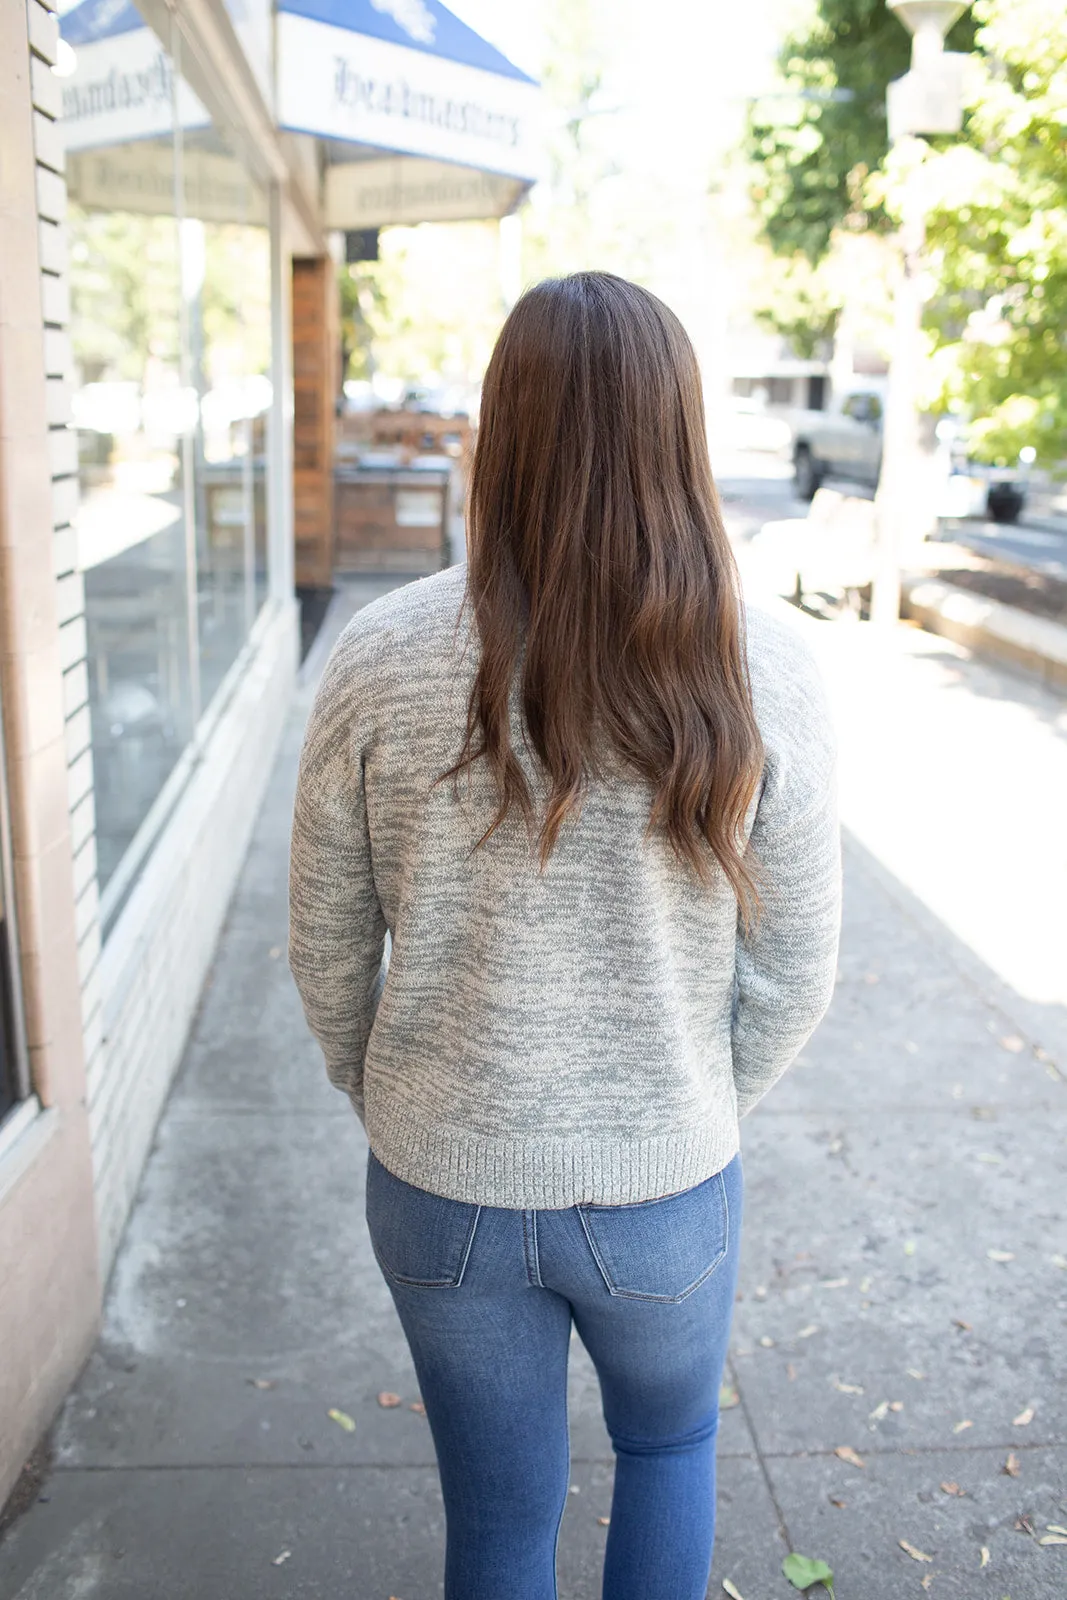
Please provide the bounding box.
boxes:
[859,1276,873,1293]
[782,1551,834,1592]
[268,946,281,960]
[721,1582,745,1600]
[1015,1515,1034,1535]
[869,1400,890,1422]
[987,1250,1015,1263]
[1040,1535,1067,1547]
[1012,1406,1034,1427]
[976,1153,1004,1165]
[719,1382,740,1410]
[409,1401,426,1415]
[327,1408,356,1433]
[1003,1453,1021,1477]
[1047,1525,1067,1536]
[834,1445,865,1469]
[952,1319,972,1332]
[979,1546,990,1566]
[904,1240,917,1257]
[1051,1255,1067,1271]
[798,1324,820,1339]
[940,1482,965,1496]
[759,1336,775,1348]
[833,1379,864,1395]
[821,1278,849,1289]
[920,1576,933,1592]
[787,1362,798,1381]
[907,1368,926,1380]
[828,1497,847,1509]
[271,1551,291,1566]
[377,1392,402,1408]
[899,1540,933,1563]
[972,1106,995,1120]
[597,1516,610,1527]
[247,1378,276,1390]
[998,1034,1025,1052]
[952,1419,973,1434]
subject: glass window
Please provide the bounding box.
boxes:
[182,130,272,706]
[62,22,275,918]
[67,115,196,898]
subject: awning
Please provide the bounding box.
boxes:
[59,0,541,228]
[278,2,540,180]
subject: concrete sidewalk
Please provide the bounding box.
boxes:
[0,581,1064,1600]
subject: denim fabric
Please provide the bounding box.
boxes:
[365,1148,743,1600]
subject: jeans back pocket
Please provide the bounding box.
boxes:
[365,1149,481,1288]
[577,1168,731,1303]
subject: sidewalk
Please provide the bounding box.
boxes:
[0,577,1064,1600]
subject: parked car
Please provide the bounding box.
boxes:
[790,388,1029,523]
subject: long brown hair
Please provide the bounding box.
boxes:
[446,271,764,922]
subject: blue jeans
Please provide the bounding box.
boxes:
[365,1148,743,1600]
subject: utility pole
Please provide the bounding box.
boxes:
[871,1,971,626]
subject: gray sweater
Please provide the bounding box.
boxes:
[289,562,841,1208]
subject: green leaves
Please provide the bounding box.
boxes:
[746,0,977,263]
[783,1552,836,1595]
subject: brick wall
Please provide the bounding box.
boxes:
[27,0,109,1195]
[0,0,101,1504]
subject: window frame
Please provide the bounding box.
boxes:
[0,674,32,1116]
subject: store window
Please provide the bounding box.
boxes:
[62,24,274,917]
[182,129,272,707]
[68,115,194,898]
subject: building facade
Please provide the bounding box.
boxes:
[0,0,538,1507]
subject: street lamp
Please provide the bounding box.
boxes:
[870,1,970,626]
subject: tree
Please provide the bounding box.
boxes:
[747,0,1066,468]
[918,0,1067,464]
[746,0,976,263]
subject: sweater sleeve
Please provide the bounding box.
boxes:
[288,630,388,1120]
[731,631,842,1117]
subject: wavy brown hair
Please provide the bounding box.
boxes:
[445,271,764,923]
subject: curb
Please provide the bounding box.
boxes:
[901,575,1067,695]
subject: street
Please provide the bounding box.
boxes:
[0,455,1064,1600]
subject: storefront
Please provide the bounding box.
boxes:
[0,0,538,1508]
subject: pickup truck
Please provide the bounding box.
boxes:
[790,387,1027,523]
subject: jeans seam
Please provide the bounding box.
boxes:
[455,1205,482,1287]
[549,1342,571,1600]
[530,1207,544,1287]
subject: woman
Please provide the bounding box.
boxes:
[289,271,841,1600]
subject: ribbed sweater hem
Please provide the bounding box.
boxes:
[363,1093,742,1209]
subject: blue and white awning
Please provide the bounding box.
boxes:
[276,1,540,184]
[59,0,541,223]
